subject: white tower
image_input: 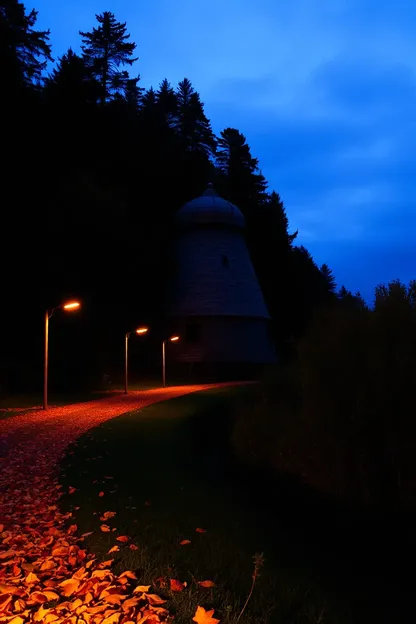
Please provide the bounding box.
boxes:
[167,184,276,370]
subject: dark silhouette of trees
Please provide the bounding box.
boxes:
[80,11,138,105]
[2,0,381,398]
[1,0,52,94]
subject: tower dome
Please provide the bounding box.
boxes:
[176,183,245,229]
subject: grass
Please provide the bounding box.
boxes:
[59,385,345,624]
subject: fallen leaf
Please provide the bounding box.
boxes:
[193,605,220,624]
[100,524,111,532]
[68,486,76,494]
[129,543,139,551]
[98,491,105,497]
[146,593,167,605]
[118,570,137,581]
[8,617,25,624]
[81,531,94,538]
[40,560,56,571]
[198,580,216,588]
[100,511,117,521]
[102,613,121,624]
[133,585,151,594]
[170,579,186,592]
[108,545,120,554]
[59,578,81,597]
[116,535,129,543]
[25,572,40,584]
[180,539,191,545]
[195,528,207,533]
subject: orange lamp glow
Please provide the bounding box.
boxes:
[170,335,180,342]
[136,327,149,335]
[63,301,80,311]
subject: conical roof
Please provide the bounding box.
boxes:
[176,184,245,229]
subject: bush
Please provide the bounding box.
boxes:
[232,280,416,511]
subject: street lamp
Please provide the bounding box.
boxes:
[44,301,81,410]
[162,335,179,388]
[125,327,149,394]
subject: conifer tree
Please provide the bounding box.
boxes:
[80,11,138,104]
[174,78,216,155]
[216,127,268,213]
[1,0,51,92]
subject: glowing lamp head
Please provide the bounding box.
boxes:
[136,327,149,335]
[170,335,180,342]
[63,301,80,311]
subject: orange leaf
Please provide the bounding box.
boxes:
[103,593,125,605]
[195,528,207,533]
[118,570,137,581]
[59,578,81,597]
[99,559,114,568]
[99,491,105,497]
[100,511,117,521]
[122,597,139,611]
[180,539,191,545]
[193,606,220,624]
[108,546,120,554]
[40,560,56,571]
[8,617,25,624]
[25,572,40,584]
[30,590,59,603]
[14,599,26,612]
[102,614,121,624]
[69,598,83,611]
[146,593,167,605]
[100,524,111,532]
[116,535,129,543]
[198,580,216,588]
[68,486,76,494]
[51,546,69,556]
[129,543,139,551]
[81,531,93,538]
[133,585,151,594]
[170,578,186,592]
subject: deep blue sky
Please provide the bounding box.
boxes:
[35,0,416,303]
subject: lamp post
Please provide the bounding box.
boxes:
[162,335,179,388]
[124,327,149,394]
[44,301,80,410]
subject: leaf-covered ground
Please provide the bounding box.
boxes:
[58,388,344,624]
[0,385,235,624]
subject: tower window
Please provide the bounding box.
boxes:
[186,323,202,344]
[222,255,229,267]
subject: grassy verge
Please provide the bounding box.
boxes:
[59,386,345,624]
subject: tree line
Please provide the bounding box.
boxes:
[1,1,362,392]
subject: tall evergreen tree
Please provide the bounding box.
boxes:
[80,11,138,105]
[1,0,51,93]
[320,263,337,294]
[45,48,98,108]
[156,78,177,127]
[174,78,216,155]
[216,127,268,214]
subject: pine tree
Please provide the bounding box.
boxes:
[1,0,52,92]
[80,11,138,105]
[216,127,268,214]
[156,78,177,127]
[320,263,337,294]
[174,78,216,155]
[45,48,99,108]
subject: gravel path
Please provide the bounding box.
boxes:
[0,384,234,623]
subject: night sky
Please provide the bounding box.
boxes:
[35,0,416,303]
